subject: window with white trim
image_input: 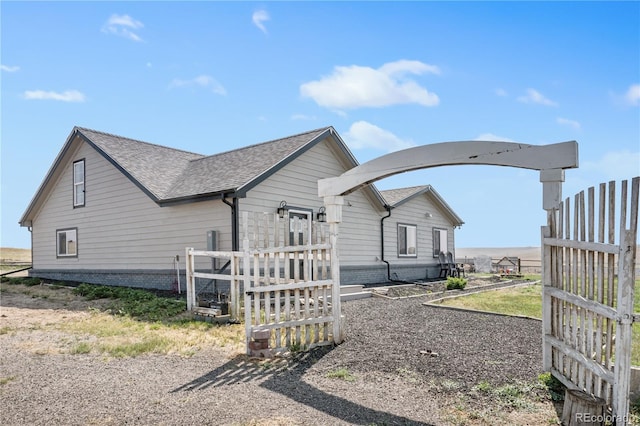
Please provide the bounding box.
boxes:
[57,228,78,257]
[433,228,448,257]
[73,159,85,207]
[398,223,417,257]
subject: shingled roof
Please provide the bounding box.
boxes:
[79,126,338,202]
[20,126,359,225]
[76,127,205,200]
[379,185,464,226]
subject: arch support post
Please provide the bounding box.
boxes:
[540,168,565,211]
[324,195,344,344]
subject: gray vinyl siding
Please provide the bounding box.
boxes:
[241,138,383,266]
[383,194,455,265]
[31,141,231,272]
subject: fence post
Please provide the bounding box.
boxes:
[541,224,553,372]
[229,252,238,322]
[324,195,344,344]
[540,169,564,374]
[242,212,252,354]
[613,230,635,419]
[185,247,195,311]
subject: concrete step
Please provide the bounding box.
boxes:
[317,285,373,303]
[340,291,372,302]
[340,284,366,295]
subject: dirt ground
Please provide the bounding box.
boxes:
[0,281,562,425]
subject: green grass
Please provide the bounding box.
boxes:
[439,283,543,318]
[437,277,640,365]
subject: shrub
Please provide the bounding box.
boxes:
[73,283,185,320]
[446,276,467,290]
[2,277,41,286]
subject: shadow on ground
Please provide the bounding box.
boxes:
[172,346,435,425]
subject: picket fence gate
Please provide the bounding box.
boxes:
[185,211,340,356]
[542,177,639,419]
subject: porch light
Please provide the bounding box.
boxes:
[316,206,327,222]
[277,200,288,218]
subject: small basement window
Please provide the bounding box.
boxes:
[57,228,78,257]
[398,223,417,257]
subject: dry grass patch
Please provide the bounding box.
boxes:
[59,311,245,357]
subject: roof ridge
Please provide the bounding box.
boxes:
[74,126,204,157]
[190,126,332,162]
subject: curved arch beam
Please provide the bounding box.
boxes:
[318,140,578,197]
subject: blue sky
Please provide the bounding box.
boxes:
[1,1,639,249]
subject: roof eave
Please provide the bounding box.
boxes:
[76,131,164,204]
[385,185,464,227]
[236,127,336,197]
[19,127,83,226]
[158,190,239,206]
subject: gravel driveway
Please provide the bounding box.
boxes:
[0,286,556,425]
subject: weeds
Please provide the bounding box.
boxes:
[2,276,41,286]
[326,367,356,382]
[471,379,552,411]
[0,376,16,386]
[73,283,185,321]
[70,342,92,355]
[538,372,565,402]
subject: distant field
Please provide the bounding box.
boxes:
[457,246,640,261]
[456,246,542,261]
[1,247,31,263]
[0,248,31,275]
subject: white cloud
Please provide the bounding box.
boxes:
[300,60,440,110]
[22,90,86,102]
[102,14,144,42]
[252,10,269,34]
[495,88,508,97]
[344,121,416,152]
[474,133,515,142]
[556,117,581,130]
[581,150,640,181]
[517,88,558,106]
[624,83,640,106]
[169,75,227,95]
[1,64,20,72]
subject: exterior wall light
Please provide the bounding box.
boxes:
[277,200,288,218]
[316,206,327,222]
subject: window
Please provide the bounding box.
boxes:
[433,228,448,258]
[73,159,85,207]
[56,228,78,257]
[398,223,417,257]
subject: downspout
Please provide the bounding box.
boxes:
[222,195,239,251]
[380,206,392,281]
[380,206,412,284]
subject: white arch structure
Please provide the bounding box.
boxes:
[319,140,579,343]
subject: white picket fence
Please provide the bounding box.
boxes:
[185,211,340,355]
[542,177,639,418]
